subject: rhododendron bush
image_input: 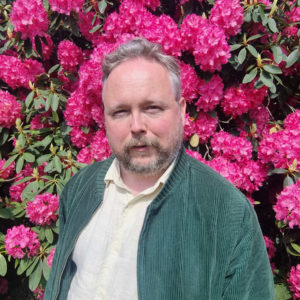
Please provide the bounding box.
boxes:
[0,0,299,298]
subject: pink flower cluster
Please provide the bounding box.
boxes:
[48,0,84,15]
[196,75,224,112]
[0,159,15,179]
[0,90,22,128]
[26,193,59,225]
[33,285,45,300]
[10,0,49,39]
[210,131,252,162]
[258,110,300,169]
[5,225,40,259]
[209,0,244,37]
[184,112,218,144]
[57,40,84,71]
[0,55,44,89]
[0,278,8,295]
[77,129,112,164]
[264,236,276,260]
[288,264,300,300]
[180,61,200,103]
[47,248,56,268]
[30,111,53,130]
[180,14,231,72]
[222,82,268,118]
[274,180,300,228]
[9,163,46,202]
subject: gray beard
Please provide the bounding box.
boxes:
[114,128,183,176]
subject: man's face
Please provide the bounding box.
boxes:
[103,58,186,176]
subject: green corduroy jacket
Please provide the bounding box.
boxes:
[44,149,274,300]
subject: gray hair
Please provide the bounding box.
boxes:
[102,38,181,102]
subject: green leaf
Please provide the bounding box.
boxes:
[51,93,59,112]
[24,38,33,57]
[34,36,43,58]
[268,18,278,33]
[271,46,283,64]
[17,258,30,275]
[25,91,35,108]
[0,254,7,276]
[98,0,107,14]
[18,133,26,148]
[274,284,292,300]
[247,33,264,42]
[45,93,52,112]
[291,243,300,254]
[53,156,62,173]
[0,127,9,145]
[259,70,273,88]
[29,260,43,291]
[45,228,54,243]
[246,45,258,57]
[42,258,51,280]
[230,44,242,51]
[35,135,53,148]
[242,68,257,84]
[258,5,266,21]
[263,65,282,74]
[14,176,32,185]
[52,111,59,123]
[26,257,40,277]
[22,181,39,200]
[238,48,247,64]
[23,152,35,163]
[0,208,13,219]
[48,64,60,74]
[268,168,287,175]
[37,154,51,166]
[286,48,299,68]
[283,175,294,187]
[89,24,102,34]
[16,155,25,173]
[3,154,18,169]
[44,160,54,173]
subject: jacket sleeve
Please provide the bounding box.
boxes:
[222,202,274,300]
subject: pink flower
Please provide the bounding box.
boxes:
[77,147,93,164]
[0,278,8,295]
[10,0,49,39]
[5,225,40,259]
[284,110,300,131]
[33,285,45,300]
[90,129,112,162]
[0,90,22,128]
[30,111,53,130]
[274,180,300,228]
[57,40,83,71]
[196,75,224,112]
[184,113,196,141]
[180,61,200,103]
[192,20,231,72]
[48,0,84,15]
[26,193,59,225]
[209,0,244,37]
[0,55,44,89]
[47,248,56,268]
[0,159,15,179]
[222,83,267,118]
[194,112,218,143]
[210,131,253,162]
[70,127,94,148]
[264,236,276,260]
[288,264,300,299]
[185,149,206,163]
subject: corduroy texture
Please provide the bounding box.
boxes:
[44,149,274,300]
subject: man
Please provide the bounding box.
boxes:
[44,38,274,299]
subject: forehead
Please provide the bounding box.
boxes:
[103,58,175,103]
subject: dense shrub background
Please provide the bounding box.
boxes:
[0,0,299,299]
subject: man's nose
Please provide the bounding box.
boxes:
[130,112,146,134]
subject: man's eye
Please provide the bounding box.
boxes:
[112,110,128,117]
[146,106,162,113]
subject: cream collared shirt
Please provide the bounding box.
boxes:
[67,159,175,300]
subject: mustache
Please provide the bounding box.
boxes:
[124,136,160,149]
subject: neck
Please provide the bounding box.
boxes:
[120,166,165,196]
